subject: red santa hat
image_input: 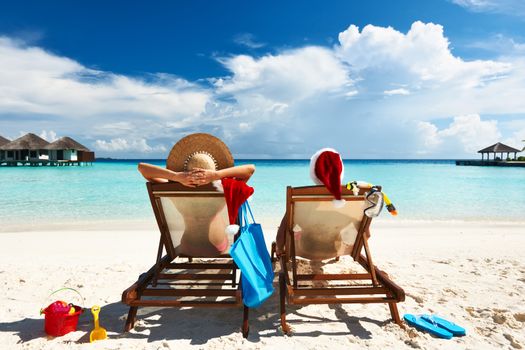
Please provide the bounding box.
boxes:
[309,148,346,208]
[214,178,254,234]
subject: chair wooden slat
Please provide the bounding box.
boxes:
[142,288,239,297]
[290,296,397,305]
[157,273,233,280]
[296,273,371,281]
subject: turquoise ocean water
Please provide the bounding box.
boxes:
[0,160,523,230]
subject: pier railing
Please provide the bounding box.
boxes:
[456,160,525,167]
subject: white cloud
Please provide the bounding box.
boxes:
[0,36,210,119]
[233,33,266,49]
[344,90,359,98]
[450,0,525,18]
[468,34,525,57]
[384,88,410,96]
[504,131,525,152]
[94,138,166,153]
[39,130,58,142]
[0,36,214,156]
[239,122,252,132]
[417,114,501,153]
[501,119,525,150]
[336,22,510,87]
[217,46,350,102]
[416,121,442,149]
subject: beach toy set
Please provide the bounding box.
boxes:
[40,288,85,337]
[403,314,466,339]
[41,300,83,337]
[40,288,107,342]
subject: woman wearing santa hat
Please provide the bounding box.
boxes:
[275,148,347,256]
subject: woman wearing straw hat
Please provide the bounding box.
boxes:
[138,133,254,185]
[138,133,255,256]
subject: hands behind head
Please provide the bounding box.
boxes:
[178,167,219,187]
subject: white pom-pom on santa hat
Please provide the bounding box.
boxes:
[332,199,346,208]
[212,180,224,192]
[310,148,346,207]
[225,224,240,235]
[219,178,254,235]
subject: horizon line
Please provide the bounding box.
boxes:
[95,158,469,161]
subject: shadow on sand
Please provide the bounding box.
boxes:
[0,288,393,345]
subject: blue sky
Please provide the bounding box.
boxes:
[1,0,524,158]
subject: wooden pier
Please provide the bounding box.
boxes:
[456,160,525,167]
[0,160,93,167]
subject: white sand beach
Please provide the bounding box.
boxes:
[1,220,524,349]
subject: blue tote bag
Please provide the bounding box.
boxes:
[229,202,274,307]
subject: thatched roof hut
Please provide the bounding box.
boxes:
[44,136,90,151]
[0,133,49,150]
[478,142,522,160]
[478,142,521,154]
[0,133,95,164]
[0,135,10,147]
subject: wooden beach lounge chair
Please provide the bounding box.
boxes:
[276,185,405,334]
[121,181,250,337]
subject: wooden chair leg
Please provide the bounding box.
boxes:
[242,305,250,338]
[232,265,237,288]
[151,238,164,287]
[388,302,403,327]
[279,273,291,335]
[124,306,138,332]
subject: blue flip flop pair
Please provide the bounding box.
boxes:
[403,314,466,339]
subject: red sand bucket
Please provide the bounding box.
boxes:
[42,304,83,336]
[40,288,85,337]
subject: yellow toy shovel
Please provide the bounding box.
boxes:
[89,305,107,342]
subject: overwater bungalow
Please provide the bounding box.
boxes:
[0,133,95,166]
[0,135,10,161]
[45,136,95,163]
[0,133,50,164]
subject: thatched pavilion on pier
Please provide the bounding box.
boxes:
[457,141,524,167]
[478,142,521,161]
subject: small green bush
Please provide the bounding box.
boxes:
[518,156,525,161]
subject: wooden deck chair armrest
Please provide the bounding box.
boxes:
[272,226,292,260]
[357,254,405,301]
[122,255,172,304]
[377,269,405,301]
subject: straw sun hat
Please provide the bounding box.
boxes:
[166,133,234,172]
